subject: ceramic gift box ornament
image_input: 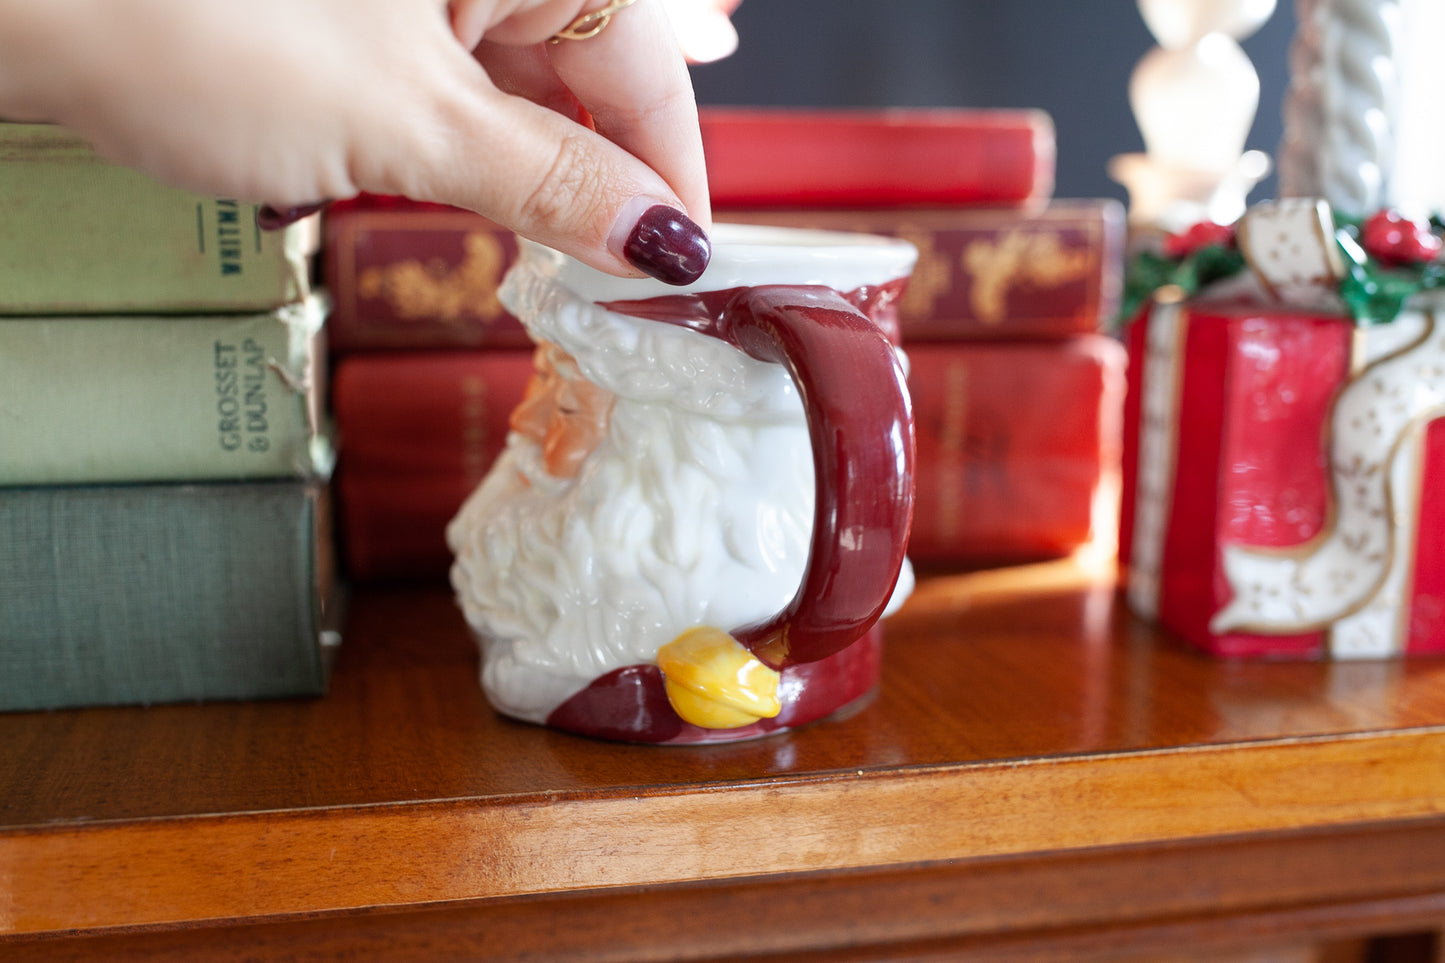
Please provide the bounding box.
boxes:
[448,224,917,742]
[1120,200,1445,659]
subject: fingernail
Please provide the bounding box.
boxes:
[621,204,711,286]
[256,201,328,231]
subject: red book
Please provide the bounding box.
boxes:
[700,107,1055,209]
[719,200,1124,341]
[332,350,534,581]
[323,198,531,353]
[906,335,1126,565]
[332,338,1125,580]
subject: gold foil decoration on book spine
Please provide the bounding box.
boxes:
[961,227,1095,325]
[358,231,506,324]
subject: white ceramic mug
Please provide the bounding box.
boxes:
[448,223,918,743]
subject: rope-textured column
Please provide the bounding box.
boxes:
[1280,0,1400,217]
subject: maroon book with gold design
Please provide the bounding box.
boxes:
[324,198,1123,350]
[718,200,1125,342]
[322,196,530,353]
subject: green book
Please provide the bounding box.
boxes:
[0,479,341,711]
[0,122,316,314]
[0,297,333,485]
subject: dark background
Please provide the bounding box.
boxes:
[688,0,1298,206]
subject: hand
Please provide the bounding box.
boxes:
[0,0,725,284]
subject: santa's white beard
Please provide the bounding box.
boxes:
[447,395,819,725]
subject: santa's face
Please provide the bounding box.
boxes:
[508,342,614,481]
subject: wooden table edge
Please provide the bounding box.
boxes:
[5,725,1445,936]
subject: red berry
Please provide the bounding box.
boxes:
[1360,209,1443,266]
[1164,220,1236,260]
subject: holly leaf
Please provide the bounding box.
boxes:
[1116,243,1245,329]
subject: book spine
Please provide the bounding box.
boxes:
[0,123,316,314]
[905,335,1127,564]
[325,198,1123,350]
[0,479,339,711]
[331,340,1127,577]
[699,107,1056,208]
[718,200,1125,341]
[332,350,534,580]
[323,201,532,352]
[0,297,332,485]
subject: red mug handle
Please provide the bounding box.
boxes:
[712,285,914,668]
[602,283,915,668]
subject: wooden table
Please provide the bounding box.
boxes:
[5,557,1445,961]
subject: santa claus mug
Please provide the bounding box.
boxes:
[448,223,918,744]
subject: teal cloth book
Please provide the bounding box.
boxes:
[0,296,333,485]
[0,122,317,315]
[0,479,341,711]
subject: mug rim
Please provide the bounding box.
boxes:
[517,221,918,300]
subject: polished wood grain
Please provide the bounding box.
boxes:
[6,822,1444,962]
[4,557,1445,952]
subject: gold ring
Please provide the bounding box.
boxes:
[549,0,638,42]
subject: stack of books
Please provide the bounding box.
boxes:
[0,123,339,711]
[703,108,1129,566]
[323,106,1127,581]
[322,194,533,582]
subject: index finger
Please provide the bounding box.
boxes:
[544,0,712,229]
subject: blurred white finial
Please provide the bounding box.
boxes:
[1110,0,1276,232]
[664,0,741,64]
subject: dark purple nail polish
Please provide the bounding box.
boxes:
[623,205,711,285]
[256,201,328,231]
